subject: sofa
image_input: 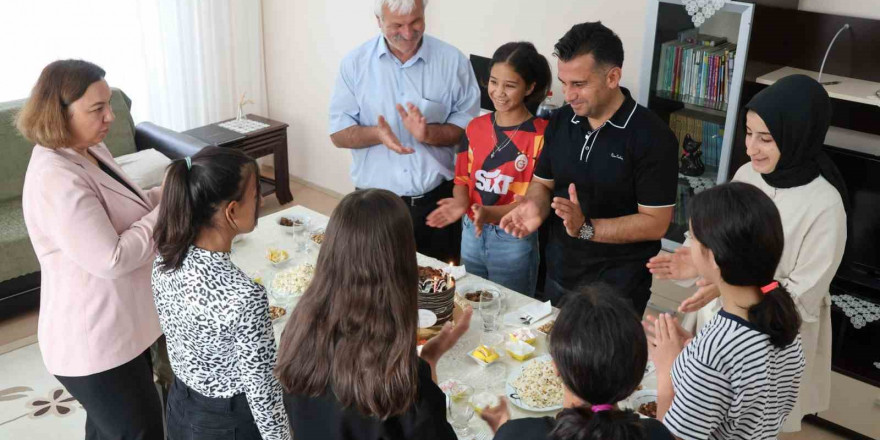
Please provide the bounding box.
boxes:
[0,88,209,311]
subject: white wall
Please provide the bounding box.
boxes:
[798,0,880,20]
[797,0,880,154]
[261,0,653,195]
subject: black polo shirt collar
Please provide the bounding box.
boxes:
[567,87,638,131]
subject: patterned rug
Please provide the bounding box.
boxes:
[0,343,85,438]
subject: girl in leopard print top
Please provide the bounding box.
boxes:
[152,147,290,440]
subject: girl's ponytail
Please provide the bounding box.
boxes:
[748,281,802,348]
[552,405,645,440]
[154,158,196,272]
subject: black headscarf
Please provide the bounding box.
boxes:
[744,74,850,212]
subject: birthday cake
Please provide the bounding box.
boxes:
[418,266,455,325]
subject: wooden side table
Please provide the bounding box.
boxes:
[183,114,293,205]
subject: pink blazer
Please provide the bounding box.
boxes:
[22,144,162,376]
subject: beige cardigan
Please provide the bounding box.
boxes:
[683,163,846,432]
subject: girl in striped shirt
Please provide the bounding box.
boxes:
[649,182,805,440]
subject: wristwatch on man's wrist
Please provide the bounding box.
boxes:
[578,219,594,241]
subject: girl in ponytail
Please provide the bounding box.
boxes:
[154,147,259,271]
[650,181,805,440]
[480,287,673,440]
[151,146,292,440]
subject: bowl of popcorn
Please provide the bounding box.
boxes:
[270,263,315,303]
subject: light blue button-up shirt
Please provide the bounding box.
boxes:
[329,34,480,196]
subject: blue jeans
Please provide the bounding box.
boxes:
[461,216,539,296]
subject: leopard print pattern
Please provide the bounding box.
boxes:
[152,246,291,440]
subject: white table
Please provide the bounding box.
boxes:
[231,205,656,439]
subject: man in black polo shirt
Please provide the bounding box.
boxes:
[500,22,678,315]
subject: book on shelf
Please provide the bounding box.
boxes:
[677,29,728,47]
[668,109,724,171]
[654,35,736,109]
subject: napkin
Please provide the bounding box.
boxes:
[502,301,552,327]
[443,264,467,280]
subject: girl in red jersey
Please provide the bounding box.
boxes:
[427,42,551,296]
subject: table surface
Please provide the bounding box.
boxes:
[183,114,288,146]
[231,205,656,439]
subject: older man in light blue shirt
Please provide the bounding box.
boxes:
[329,0,480,262]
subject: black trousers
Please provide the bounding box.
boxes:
[543,259,653,317]
[359,180,462,264]
[55,349,164,440]
[166,377,262,440]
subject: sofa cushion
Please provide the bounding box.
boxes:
[0,199,39,283]
[102,89,138,158]
[0,88,138,201]
[0,97,35,201]
[116,148,172,189]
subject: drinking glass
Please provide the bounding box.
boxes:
[290,216,310,252]
[479,288,502,332]
[448,384,475,438]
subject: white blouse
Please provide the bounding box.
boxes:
[152,246,291,440]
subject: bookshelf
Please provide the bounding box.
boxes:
[638,0,754,250]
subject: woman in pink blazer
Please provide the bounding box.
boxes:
[18,60,164,439]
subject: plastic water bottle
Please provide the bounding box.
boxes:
[536,91,559,119]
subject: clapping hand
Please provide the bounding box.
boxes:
[647,246,698,280]
[550,183,586,237]
[426,198,468,229]
[677,279,720,313]
[376,115,414,154]
[642,314,692,349]
[499,195,542,238]
[648,313,691,372]
[419,306,473,365]
[397,103,428,144]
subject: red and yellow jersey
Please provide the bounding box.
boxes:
[454,113,548,221]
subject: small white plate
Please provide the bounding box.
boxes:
[505,354,563,412]
[467,349,501,367]
[418,309,438,328]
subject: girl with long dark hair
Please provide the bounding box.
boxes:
[152,147,290,440]
[652,182,805,440]
[276,188,473,440]
[427,41,552,296]
[479,287,672,440]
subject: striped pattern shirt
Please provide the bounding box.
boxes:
[664,310,805,440]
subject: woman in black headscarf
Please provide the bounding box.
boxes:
[647,74,848,432]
